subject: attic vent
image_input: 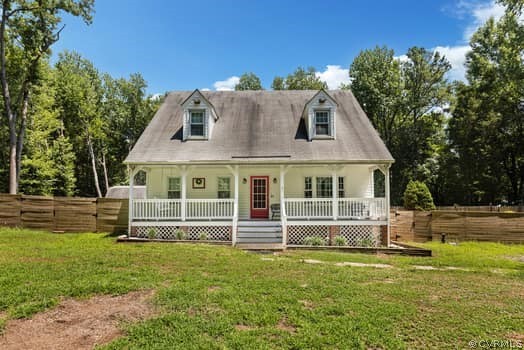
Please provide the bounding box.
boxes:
[319,98,326,103]
[194,99,201,104]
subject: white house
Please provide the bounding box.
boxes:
[124,89,394,248]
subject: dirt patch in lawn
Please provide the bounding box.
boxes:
[0,290,156,350]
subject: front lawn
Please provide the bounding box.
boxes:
[0,228,522,349]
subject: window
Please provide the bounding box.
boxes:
[304,177,313,198]
[316,177,332,198]
[217,177,231,199]
[190,110,205,137]
[167,177,181,199]
[338,177,345,198]
[314,110,330,136]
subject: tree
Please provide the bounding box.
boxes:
[349,46,451,204]
[0,0,94,194]
[449,3,524,204]
[271,67,327,90]
[403,180,436,210]
[235,72,263,90]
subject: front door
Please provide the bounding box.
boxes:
[250,176,269,219]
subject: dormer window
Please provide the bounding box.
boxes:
[314,110,330,136]
[181,89,219,141]
[189,110,205,137]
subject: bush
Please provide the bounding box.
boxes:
[356,237,376,247]
[198,231,208,240]
[147,228,157,240]
[175,229,187,240]
[303,236,326,246]
[333,236,348,246]
[403,180,436,211]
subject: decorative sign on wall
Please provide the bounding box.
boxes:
[192,177,205,189]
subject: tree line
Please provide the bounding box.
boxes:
[0,0,522,205]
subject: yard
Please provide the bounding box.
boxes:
[0,228,522,349]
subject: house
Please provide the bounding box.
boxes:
[106,185,146,199]
[124,89,394,248]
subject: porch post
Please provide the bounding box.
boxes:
[128,166,135,238]
[181,165,187,221]
[233,165,239,246]
[331,170,338,220]
[280,165,287,247]
[385,166,391,247]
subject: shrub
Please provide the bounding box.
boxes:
[356,237,376,247]
[147,228,157,240]
[403,180,436,211]
[333,236,348,246]
[303,236,326,246]
[175,229,187,240]
[198,231,208,240]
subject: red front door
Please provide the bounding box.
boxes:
[250,176,269,219]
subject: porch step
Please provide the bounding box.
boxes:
[236,221,283,244]
[236,243,284,251]
[238,220,280,227]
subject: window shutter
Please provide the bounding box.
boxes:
[183,111,189,141]
[204,110,209,138]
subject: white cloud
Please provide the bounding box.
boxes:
[433,45,471,81]
[433,1,506,81]
[315,65,350,89]
[213,76,240,91]
[200,88,211,91]
[394,54,410,63]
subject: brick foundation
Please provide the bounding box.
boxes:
[328,225,340,245]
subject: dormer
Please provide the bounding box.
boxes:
[303,90,337,141]
[181,89,218,141]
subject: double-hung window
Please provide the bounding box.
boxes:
[167,177,181,199]
[217,177,231,199]
[304,177,313,198]
[314,110,330,136]
[189,110,205,137]
[316,177,333,198]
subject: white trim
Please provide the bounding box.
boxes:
[286,220,387,226]
[132,221,232,227]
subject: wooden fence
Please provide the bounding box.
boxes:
[391,209,524,243]
[0,194,128,234]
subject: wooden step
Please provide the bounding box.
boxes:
[236,243,284,250]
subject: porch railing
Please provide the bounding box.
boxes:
[284,197,386,220]
[132,198,234,221]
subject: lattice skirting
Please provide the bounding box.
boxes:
[133,225,231,241]
[339,225,380,247]
[287,225,329,245]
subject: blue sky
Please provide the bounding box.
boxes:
[52,0,505,94]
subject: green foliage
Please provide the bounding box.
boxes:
[303,236,326,246]
[198,231,208,241]
[175,229,187,240]
[332,236,348,246]
[271,67,327,90]
[147,228,157,240]
[356,237,377,248]
[235,72,263,90]
[403,180,436,211]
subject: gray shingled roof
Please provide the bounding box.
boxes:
[125,90,393,164]
[106,186,146,199]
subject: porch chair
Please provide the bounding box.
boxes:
[270,203,280,220]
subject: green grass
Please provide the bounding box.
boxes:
[0,227,523,349]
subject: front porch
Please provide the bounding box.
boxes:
[127,163,391,247]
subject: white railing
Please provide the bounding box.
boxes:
[284,198,333,219]
[338,198,386,219]
[133,199,182,220]
[186,199,235,219]
[133,198,235,221]
[284,197,386,220]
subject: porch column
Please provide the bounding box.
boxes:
[280,165,288,247]
[385,166,391,247]
[331,170,338,220]
[128,166,135,238]
[181,165,187,221]
[233,165,239,246]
